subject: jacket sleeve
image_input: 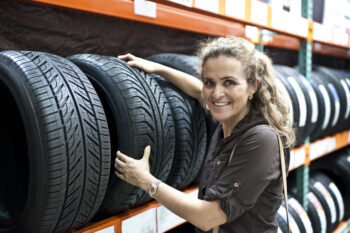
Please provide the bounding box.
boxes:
[204,125,281,222]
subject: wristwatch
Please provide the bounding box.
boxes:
[148,180,161,198]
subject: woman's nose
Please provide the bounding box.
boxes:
[212,85,225,99]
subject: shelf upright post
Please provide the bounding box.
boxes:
[297,0,313,210]
[256,29,264,52]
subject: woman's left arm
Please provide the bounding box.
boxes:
[115,146,227,231]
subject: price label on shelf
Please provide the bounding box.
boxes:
[169,0,192,7]
[225,0,245,20]
[194,0,219,13]
[284,13,308,37]
[326,136,336,152]
[250,0,268,26]
[271,7,285,31]
[294,147,306,168]
[122,208,156,233]
[289,150,296,170]
[310,140,328,160]
[95,226,115,233]
[313,22,323,41]
[333,28,349,46]
[157,206,185,232]
[134,0,156,18]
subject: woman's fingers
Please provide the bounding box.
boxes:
[142,145,151,162]
[118,53,135,61]
[116,150,130,162]
[115,170,124,180]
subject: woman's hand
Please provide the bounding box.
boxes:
[118,53,160,74]
[115,145,154,190]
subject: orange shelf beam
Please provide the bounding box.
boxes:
[28,0,246,37]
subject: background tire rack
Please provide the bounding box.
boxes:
[3,0,350,232]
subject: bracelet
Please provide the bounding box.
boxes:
[148,180,161,198]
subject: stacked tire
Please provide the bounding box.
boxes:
[277,171,345,233]
[273,64,350,144]
[0,52,208,232]
[0,51,111,233]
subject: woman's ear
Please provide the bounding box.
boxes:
[252,77,261,94]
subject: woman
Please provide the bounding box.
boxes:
[116,36,295,233]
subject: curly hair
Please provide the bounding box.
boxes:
[197,36,295,148]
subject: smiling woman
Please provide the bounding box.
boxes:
[117,36,295,233]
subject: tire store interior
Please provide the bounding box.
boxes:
[0,0,350,233]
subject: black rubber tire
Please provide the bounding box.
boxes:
[311,148,350,220]
[278,203,301,233]
[0,51,111,233]
[69,54,175,216]
[307,191,327,233]
[310,72,332,141]
[276,213,289,233]
[331,69,350,130]
[315,67,347,135]
[152,75,207,190]
[274,65,310,145]
[294,71,319,141]
[314,172,344,227]
[274,69,299,144]
[309,176,337,233]
[288,196,313,233]
[147,53,218,148]
[313,0,324,23]
[147,53,201,78]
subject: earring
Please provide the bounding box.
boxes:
[248,94,253,101]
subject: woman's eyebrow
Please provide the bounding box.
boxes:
[220,76,238,81]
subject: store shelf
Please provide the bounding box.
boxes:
[28,0,350,58]
[333,219,350,233]
[74,187,198,233]
[289,129,350,170]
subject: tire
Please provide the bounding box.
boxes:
[295,71,319,140]
[307,192,327,233]
[152,75,207,190]
[274,65,310,145]
[288,196,313,233]
[147,53,218,147]
[311,148,350,220]
[276,213,289,233]
[278,203,301,233]
[147,53,201,78]
[309,176,337,233]
[69,54,175,216]
[309,72,332,141]
[315,172,344,225]
[315,67,346,135]
[0,51,110,233]
[274,69,296,140]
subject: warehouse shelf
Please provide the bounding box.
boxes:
[21,1,350,232]
[28,0,350,58]
[334,220,350,233]
[72,129,350,233]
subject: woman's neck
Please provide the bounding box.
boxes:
[222,108,250,138]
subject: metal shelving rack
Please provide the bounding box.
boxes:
[23,0,350,232]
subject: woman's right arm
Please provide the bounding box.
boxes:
[118,53,203,102]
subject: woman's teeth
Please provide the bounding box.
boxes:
[213,102,230,107]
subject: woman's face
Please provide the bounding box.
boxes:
[202,55,254,127]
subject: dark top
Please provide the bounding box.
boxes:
[197,110,289,233]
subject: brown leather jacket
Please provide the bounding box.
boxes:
[197,111,289,233]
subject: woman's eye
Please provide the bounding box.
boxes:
[224,80,235,86]
[204,80,214,86]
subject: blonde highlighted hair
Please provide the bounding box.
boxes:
[197,36,295,148]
